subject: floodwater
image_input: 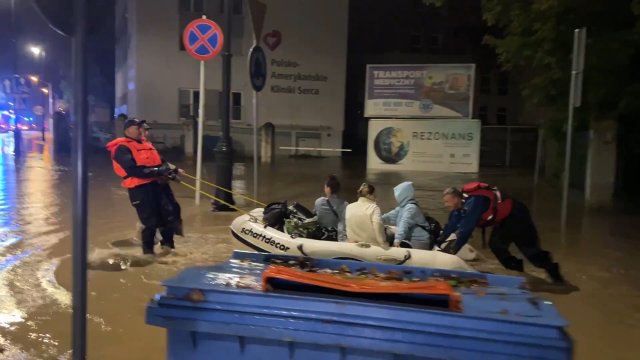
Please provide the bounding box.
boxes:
[0,131,638,359]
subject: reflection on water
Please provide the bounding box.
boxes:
[0,132,71,358]
[0,133,638,359]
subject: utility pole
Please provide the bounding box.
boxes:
[212,0,236,211]
[71,0,89,358]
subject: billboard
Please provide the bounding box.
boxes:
[364,64,475,118]
[367,118,481,173]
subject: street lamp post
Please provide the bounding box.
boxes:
[27,45,48,140]
[40,85,53,140]
[29,75,53,141]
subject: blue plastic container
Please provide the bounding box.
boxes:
[146,251,572,360]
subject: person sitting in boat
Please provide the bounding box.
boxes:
[313,175,347,241]
[381,181,431,250]
[345,183,388,248]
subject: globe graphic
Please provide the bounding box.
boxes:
[373,127,410,164]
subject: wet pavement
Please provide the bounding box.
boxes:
[0,131,639,359]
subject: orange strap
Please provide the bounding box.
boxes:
[262,266,462,312]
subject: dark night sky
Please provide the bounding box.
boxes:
[0,0,115,108]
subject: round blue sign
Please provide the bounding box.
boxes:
[248,45,267,92]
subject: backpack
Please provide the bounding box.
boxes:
[461,182,513,227]
[408,201,442,239]
[263,201,290,230]
[419,215,443,240]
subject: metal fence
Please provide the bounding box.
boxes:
[480,126,540,168]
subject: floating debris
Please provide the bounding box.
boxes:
[262,256,489,288]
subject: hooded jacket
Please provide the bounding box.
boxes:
[381,181,431,247]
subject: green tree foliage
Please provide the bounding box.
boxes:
[481,0,640,129]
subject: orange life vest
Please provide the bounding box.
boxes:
[461,182,513,227]
[106,137,163,188]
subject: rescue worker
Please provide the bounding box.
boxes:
[439,183,565,284]
[106,119,180,255]
[139,120,184,236]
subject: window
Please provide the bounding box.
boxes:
[498,72,509,96]
[479,73,491,94]
[179,0,190,12]
[180,0,204,13]
[219,0,244,14]
[194,0,204,12]
[179,0,206,51]
[179,89,198,119]
[496,107,507,125]
[478,106,488,124]
[428,33,442,50]
[179,88,221,121]
[233,0,243,15]
[410,33,424,53]
[232,91,242,121]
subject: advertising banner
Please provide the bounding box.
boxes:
[364,64,475,118]
[367,119,481,173]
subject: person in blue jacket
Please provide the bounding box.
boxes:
[438,186,564,284]
[381,181,431,249]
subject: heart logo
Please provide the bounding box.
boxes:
[263,30,282,51]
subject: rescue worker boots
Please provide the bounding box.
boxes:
[545,263,565,284]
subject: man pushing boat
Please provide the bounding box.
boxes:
[438,183,565,284]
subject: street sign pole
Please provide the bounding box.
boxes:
[195,58,205,205]
[248,0,267,201]
[182,16,224,205]
[248,44,266,199]
[253,88,258,198]
[561,27,587,238]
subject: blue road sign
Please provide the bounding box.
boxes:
[248,45,267,92]
[183,18,224,61]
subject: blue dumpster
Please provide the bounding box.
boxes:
[146,251,572,360]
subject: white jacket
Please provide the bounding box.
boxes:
[345,197,388,248]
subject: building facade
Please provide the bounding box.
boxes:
[115,0,349,156]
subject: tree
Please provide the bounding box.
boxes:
[481,0,640,133]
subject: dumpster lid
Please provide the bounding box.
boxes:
[159,252,568,327]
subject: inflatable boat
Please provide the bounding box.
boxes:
[230,208,477,272]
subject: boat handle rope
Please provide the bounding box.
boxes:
[396,251,412,266]
[297,243,309,257]
[181,172,267,207]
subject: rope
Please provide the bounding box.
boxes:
[181,172,267,207]
[176,180,264,224]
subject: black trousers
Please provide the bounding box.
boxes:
[128,182,175,254]
[158,182,182,235]
[489,200,555,271]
